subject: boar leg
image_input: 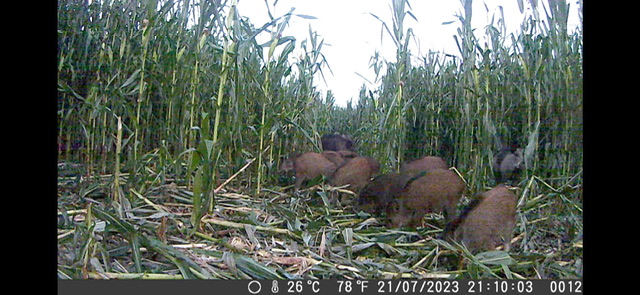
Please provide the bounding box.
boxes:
[294,176,305,193]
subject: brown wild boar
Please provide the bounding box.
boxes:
[356,172,410,215]
[493,148,523,184]
[444,185,517,253]
[387,168,465,228]
[330,156,380,194]
[400,156,448,178]
[321,134,355,151]
[279,152,340,191]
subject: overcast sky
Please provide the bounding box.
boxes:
[236,0,582,107]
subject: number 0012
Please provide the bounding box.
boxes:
[550,281,582,293]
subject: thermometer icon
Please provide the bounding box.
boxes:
[271,280,279,293]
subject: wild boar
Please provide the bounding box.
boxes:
[493,148,523,184]
[443,185,517,253]
[330,156,380,194]
[387,168,465,228]
[321,134,355,152]
[356,172,408,215]
[400,156,448,178]
[279,152,340,191]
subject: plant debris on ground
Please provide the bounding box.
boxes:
[57,165,582,280]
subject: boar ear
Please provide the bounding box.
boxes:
[342,134,355,144]
[457,197,482,220]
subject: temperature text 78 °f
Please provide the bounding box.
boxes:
[337,280,370,293]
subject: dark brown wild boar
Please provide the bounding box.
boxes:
[279,152,340,191]
[321,134,355,151]
[330,156,380,194]
[444,185,517,253]
[493,148,523,184]
[400,156,448,178]
[387,168,465,228]
[356,172,409,215]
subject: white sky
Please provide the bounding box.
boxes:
[236,0,582,107]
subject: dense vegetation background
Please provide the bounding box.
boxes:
[57,0,582,279]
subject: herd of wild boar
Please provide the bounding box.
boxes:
[279,134,523,254]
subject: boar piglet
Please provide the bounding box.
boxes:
[330,156,380,195]
[321,134,355,151]
[493,148,523,184]
[444,185,517,253]
[400,156,448,179]
[356,172,409,215]
[387,168,465,228]
[279,152,339,191]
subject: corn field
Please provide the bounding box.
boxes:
[58,0,582,280]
